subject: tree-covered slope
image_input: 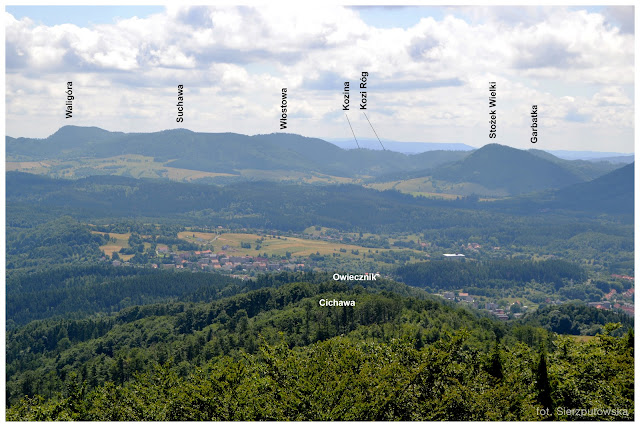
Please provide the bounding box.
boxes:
[5,276,634,420]
[490,162,635,217]
[431,144,585,194]
[7,126,468,178]
[550,162,634,214]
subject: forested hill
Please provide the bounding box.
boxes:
[6,270,634,420]
[550,162,634,214]
[6,126,621,189]
[430,144,584,194]
[491,162,635,217]
[6,126,467,177]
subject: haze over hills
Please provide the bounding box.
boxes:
[324,137,475,153]
[546,149,634,162]
[6,126,626,196]
[527,149,624,182]
[325,138,633,163]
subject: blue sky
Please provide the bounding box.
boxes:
[6,6,164,26]
[6,5,610,30]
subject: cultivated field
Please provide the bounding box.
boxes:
[94,231,135,261]
[366,177,508,198]
[7,155,236,182]
[177,231,421,259]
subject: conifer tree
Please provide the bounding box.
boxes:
[535,345,553,418]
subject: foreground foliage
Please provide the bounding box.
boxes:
[7,327,633,421]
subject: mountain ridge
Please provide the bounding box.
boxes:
[6,126,625,195]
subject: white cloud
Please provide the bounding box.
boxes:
[4,6,634,152]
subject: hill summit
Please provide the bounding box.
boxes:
[430,143,584,194]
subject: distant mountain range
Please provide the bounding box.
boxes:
[545,150,634,162]
[324,137,475,153]
[324,138,633,163]
[6,126,469,178]
[6,126,630,196]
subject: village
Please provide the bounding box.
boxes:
[440,278,635,321]
[112,245,309,279]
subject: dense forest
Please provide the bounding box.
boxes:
[520,303,634,335]
[395,259,588,292]
[6,266,251,327]
[6,273,634,420]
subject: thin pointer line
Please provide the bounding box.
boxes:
[345,113,360,149]
[363,112,386,150]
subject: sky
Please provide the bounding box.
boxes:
[4,4,636,152]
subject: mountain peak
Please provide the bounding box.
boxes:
[431,142,584,194]
[48,125,118,141]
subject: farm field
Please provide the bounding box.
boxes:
[177,231,425,260]
[365,177,509,199]
[6,155,237,181]
[93,231,135,261]
[237,169,357,184]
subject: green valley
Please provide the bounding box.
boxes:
[4,127,635,421]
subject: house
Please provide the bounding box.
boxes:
[458,292,473,302]
[588,301,611,310]
[443,292,455,300]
